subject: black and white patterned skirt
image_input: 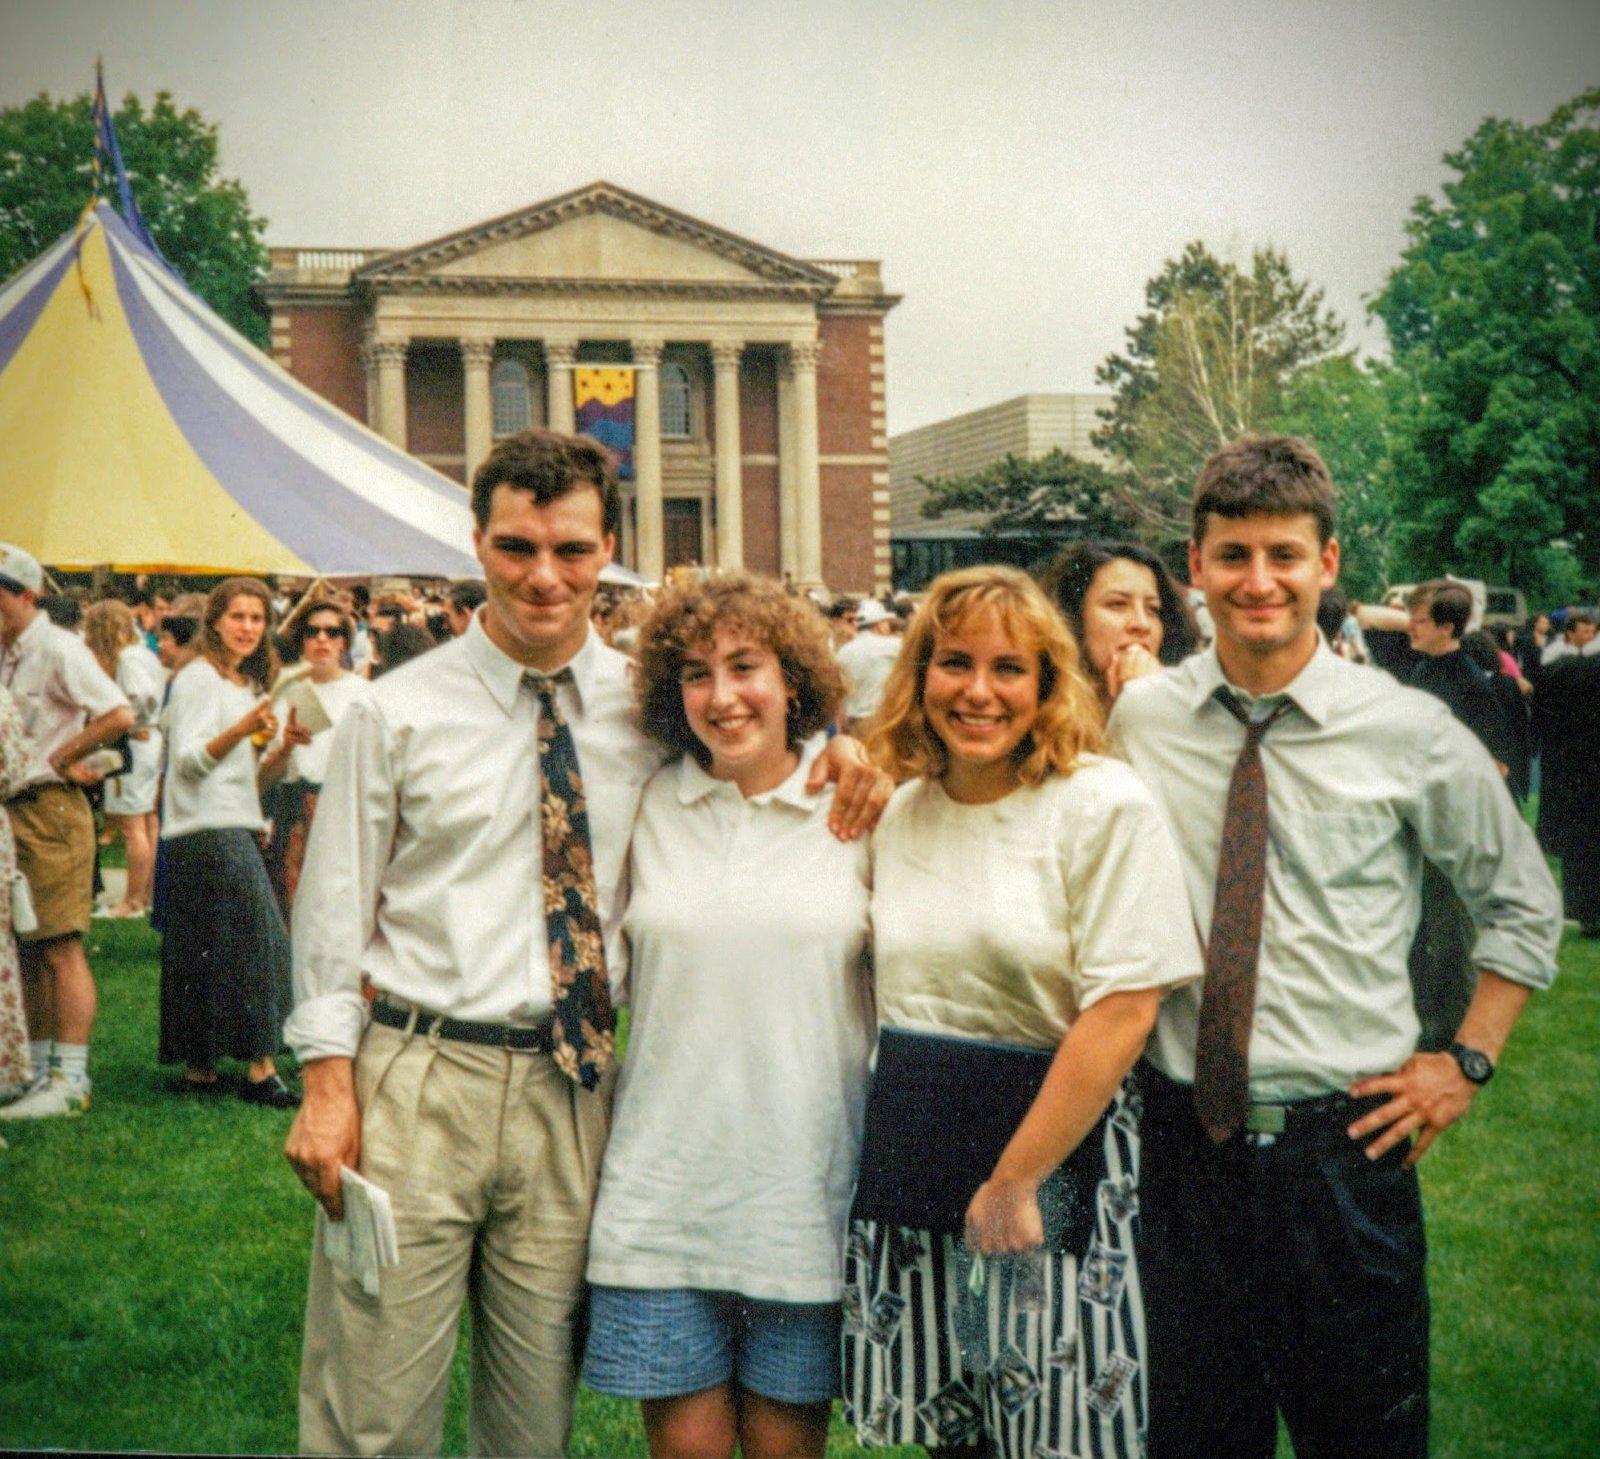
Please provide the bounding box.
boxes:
[841,1081,1146,1459]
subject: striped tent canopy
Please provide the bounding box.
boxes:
[0,203,478,576]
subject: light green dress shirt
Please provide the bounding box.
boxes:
[1109,641,1560,1102]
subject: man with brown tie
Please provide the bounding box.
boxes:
[283,430,885,1457]
[1108,436,1560,1459]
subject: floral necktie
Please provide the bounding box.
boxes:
[1194,690,1291,1142]
[529,670,613,1089]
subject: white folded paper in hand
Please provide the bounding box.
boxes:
[319,1167,399,1296]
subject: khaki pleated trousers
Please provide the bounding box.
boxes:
[298,1016,613,1458]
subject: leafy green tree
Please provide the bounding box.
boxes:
[1095,242,1345,536]
[0,89,269,345]
[1268,355,1402,602]
[1372,88,1600,599]
[918,450,1138,547]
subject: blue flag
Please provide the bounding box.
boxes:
[92,62,174,270]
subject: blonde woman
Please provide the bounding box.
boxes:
[84,600,166,917]
[843,566,1200,1459]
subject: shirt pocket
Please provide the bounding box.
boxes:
[1286,808,1394,889]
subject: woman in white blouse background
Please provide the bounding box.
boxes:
[583,574,873,1459]
[844,566,1200,1459]
[157,578,297,1107]
[258,595,370,917]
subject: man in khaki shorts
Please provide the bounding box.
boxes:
[0,544,134,1121]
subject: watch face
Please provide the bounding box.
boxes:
[1455,1045,1493,1083]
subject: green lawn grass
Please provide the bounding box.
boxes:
[1,920,1596,1457]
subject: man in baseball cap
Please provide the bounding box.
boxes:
[0,543,133,1120]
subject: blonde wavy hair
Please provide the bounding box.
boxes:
[83,599,139,679]
[866,565,1104,786]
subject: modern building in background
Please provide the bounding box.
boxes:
[258,182,899,591]
[888,392,1111,589]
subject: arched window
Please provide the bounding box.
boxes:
[659,360,693,439]
[491,359,531,438]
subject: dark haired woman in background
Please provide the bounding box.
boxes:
[157,577,296,1106]
[1042,540,1196,707]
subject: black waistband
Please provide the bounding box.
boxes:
[371,997,554,1053]
[1137,1060,1382,1134]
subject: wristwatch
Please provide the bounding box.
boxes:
[1448,1042,1495,1086]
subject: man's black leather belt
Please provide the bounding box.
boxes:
[1140,1061,1382,1136]
[372,997,554,1053]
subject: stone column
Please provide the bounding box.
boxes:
[460,337,495,485]
[371,338,410,450]
[544,339,577,434]
[632,339,665,582]
[711,341,744,570]
[789,340,825,588]
[776,355,799,581]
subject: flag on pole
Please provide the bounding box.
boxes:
[91,61,172,269]
[573,367,638,481]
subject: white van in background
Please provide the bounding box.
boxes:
[1381,578,1526,633]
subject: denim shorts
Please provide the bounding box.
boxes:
[582,1285,841,1405]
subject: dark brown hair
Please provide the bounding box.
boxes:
[471,428,622,539]
[1409,579,1472,639]
[1192,434,1336,546]
[636,573,845,768]
[286,597,356,657]
[1041,540,1197,681]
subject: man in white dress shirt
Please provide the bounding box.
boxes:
[835,598,901,731]
[284,430,884,1457]
[0,543,134,1121]
[1108,437,1560,1459]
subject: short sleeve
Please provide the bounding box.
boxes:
[1060,764,1204,1010]
[58,633,129,720]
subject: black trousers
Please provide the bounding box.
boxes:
[1561,837,1600,932]
[1136,1063,1429,1459]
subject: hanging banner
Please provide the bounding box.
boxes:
[573,366,637,481]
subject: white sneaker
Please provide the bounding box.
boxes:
[0,1072,91,1120]
[0,1068,50,1107]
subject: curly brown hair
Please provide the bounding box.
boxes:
[636,573,846,767]
[866,565,1104,786]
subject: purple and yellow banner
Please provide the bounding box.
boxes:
[574,366,637,481]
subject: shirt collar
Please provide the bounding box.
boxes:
[1,609,47,670]
[674,733,827,811]
[461,609,601,717]
[1185,637,1338,728]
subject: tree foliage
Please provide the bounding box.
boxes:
[918,450,1138,543]
[1094,242,1345,537]
[1267,354,1402,602]
[1371,88,1600,599]
[0,89,269,345]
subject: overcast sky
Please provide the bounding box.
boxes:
[3,0,1596,433]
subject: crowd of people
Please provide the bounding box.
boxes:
[0,558,489,1118]
[0,423,1584,1459]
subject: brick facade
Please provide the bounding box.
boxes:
[260,184,899,592]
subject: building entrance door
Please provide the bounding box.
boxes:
[663,498,704,570]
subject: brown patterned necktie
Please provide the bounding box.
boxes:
[529,670,614,1089]
[1193,690,1291,1143]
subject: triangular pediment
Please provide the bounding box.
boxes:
[356,182,835,291]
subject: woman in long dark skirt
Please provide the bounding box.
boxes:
[157,577,297,1107]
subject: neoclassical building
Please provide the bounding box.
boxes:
[258,181,899,590]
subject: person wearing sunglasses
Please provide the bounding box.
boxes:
[260,601,371,916]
